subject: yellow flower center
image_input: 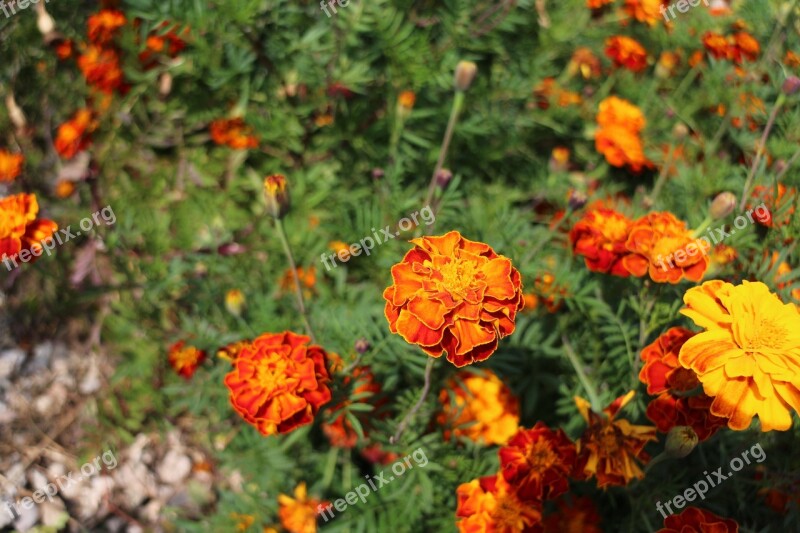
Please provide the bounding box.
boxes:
[599,215,629,243]
[256,355,292,393]
[439,258,481,298]
[740,317,787,353]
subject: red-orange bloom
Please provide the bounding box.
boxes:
[87,9,127,45]
[139,22,189,67]
[55,109,97,160]
[622,212,709,283]
[640,327,700,395]
[595,96,652,172]
[55,39,74,61]
[168,341,206,379]
[499,422,577,502]
[209,118,259,149]
[703,31,760,64]
[605,36,648,72]
[0,194,57,265]
[656,506,739,533]
[624,0,666,26]
[322,366,382,448]
[77,45,127,94]
[224,332,332,436]
[646,392,728,441]
[456,475,543,533]
[0,150,24,182]
[570,208,633,276]
[587,0,614,8]
[542,496,603,533]
[384,231,524,367]
[568,47,602,79]
[748,184,796,228]
[574,392,657,488]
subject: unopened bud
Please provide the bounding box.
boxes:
[664,426,698,458]
[454,61,478,92]
[35,1,55,35]
[264,174,290,219]
[225,289,246,317]
[5,93,26,130]
[218,242,247,256]
[371,168,384,180]
[672,123,689,140]
[436,168,453,189]
[782,76,800,95]
[354,338,371,354]
[568,190,588,210]
[159,72,173,98]
[710,191,736,219]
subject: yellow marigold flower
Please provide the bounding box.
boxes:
[264,174,290,219]
[230,512,255,532]
[438,369,520,445]
[678,280,800,431]
[278,483,327,533]
[574,392,657,488]
[624,0,665,25]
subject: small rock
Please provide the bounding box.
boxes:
[156,450,192,485]
[13,500,39,532]
[0,349,25,380]
[79,357,101,395]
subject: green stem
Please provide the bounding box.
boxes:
[691,214,714,238]
[275,218,316,343]
[648,143,676,207]
[562,335,602,413]
[423,91,465,221]
[739,93,786,211]
[390,357,436,444]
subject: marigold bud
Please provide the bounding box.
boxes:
[354,338,371,354]
[782,75,800,95]
[672,123,689,140]
[264,174,290,219]
[436,168,453,189]
[664,425,698,458]
[710,191,737,220]
[225,289,246,317]
[454,61,478,92]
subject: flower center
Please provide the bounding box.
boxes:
[597,425,621,453]
[599,215,629,243]
[439,258,480,298]
[525,439,558,469]
[740,317,786,353]
[256,355,292,394]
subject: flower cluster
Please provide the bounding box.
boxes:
[595,96,652,171]
[0,193,58,267]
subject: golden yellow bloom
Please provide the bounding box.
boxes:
[398,90,416,110]
[278,483,327,533]
[225,289,246,317]
[678,280,800,431]
[230,512,255,532]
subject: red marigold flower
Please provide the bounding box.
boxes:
[224,331,333,436]
[383,231,524,367]
[499,422,577,502]
[605,36,649,72]
[139,22,189,68]
[574,392,657,488]
[570,208,633,276]
[455,475,543,533]
[322,366,383,449]
[656,506,739,533]
[54,109,97,160]
[168,341,206,379]
[568,47,602,79]
[640,327,700,395]
[438,369,520,446]
[209,118,259,149]
[0,194,57,266]
[622,212,709,283]
[542,496,603,533]
[587,0,614,8]
[0,150,24,182]
[646,392,728,441]
[747,184,796,228]
[703,31,731,60]
[77,45,127,94]
[732,32,760,62]
[55,39,74,61]
[87,9,126,45]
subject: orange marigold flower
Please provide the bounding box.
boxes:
[398,90,416,110]
[532,78,582,110]
[605,36,648,72]
[570,208,633,276]
[322,366,382,448]
[54,109,97,160]
[732,32,760,62]
[0,150,24,182]
[0,194,57,266]
[646,392,728,441]
[499,422,577,502]
[678,280,800,431]
[622,212,709,283]
[139,22,188,67]
[87,9,126,45]
[280,266,316,298]
[209,118,259,149]
[747,184,796,228]
[224,332,333,436]
[542,496,603,533]
[55,39,74,60]
[568,47,602,79]
[596,96,646,131]
[230,512,255,532]
[455,475,543,533]
[54,180,77,199]
[438,369,520,446]
[656,506,739,533]
[709,244,737,270]
[77,45,127,94]
[278,482,327,533]
[785,50,800,68]
[383,231,524,367]
[595,125,651,171]
[587,0,614,8]
[168,341,206,379]
[640,327,700,395]
[655,50,682,79]
[624,0,665,26]
[533,273,568,313]
[703,31,731,60]
[360,443,400,465]
[574,392,657,488]
[771,252,800,303]
[217,340,250,363]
